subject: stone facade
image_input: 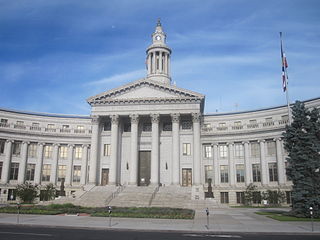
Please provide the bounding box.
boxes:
[0,21,319,205]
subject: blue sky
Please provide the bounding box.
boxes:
[1,0,319,115]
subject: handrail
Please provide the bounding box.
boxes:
[148,185,160,206]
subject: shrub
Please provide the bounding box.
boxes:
[15,182,39,203]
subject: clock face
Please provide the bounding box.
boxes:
[155,35,161,41]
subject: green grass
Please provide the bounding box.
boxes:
[231,205,288,208]
[0,204,194,219]
[255,211,320,221]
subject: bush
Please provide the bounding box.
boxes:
[39,184,56,201]
[16,182,39,203]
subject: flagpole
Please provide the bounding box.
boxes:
[280,32,292,125]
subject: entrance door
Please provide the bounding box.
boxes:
[138,151,151,186]
[182,168,192,186]
[101,169,109,186]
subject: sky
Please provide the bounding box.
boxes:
[0,0,319,115]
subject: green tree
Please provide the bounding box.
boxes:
[283,101,320,217]
[16,182,38,203]
[40,183,56,201]
[244,183,258,206]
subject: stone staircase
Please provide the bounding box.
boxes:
[108,186,156,207]
[150,186,192,208]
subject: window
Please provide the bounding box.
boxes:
[75,146,82,159]
[204,145,212,158]
[163,122,172,131]
[252,164,261,182]
[12,142,21,155]
[234,143,244,158]
[248,119,258,128]
[253,191,261,204]
[0,162,3,180]
[44,145,53,159]
[123,123,131,132]
[26,164,36,181]
[220,192,229,203]
[103,121,111,131]
[73,166,81,183]
[250,142,260,157]
[47,124,55,129]
[1,118,8,123]
[28,143,37,158]
[285,162,291,181]
[204,165,213,184]
[236,164,245,183]
[75,125,85,133]
[59,145,68,159]
[181,120,192,130]
[219,145,228,158]
[286,191,292,204]
[0,139,5,154]
[142,122,152,132]
[42,164,51,182]
[218,122,227,130]
[236,192,245,204]
[220,165,229,183]
[268,163,278,181]
[104,144,111,156]
[58,165,66,182]
[183,143,191,156]
[266,141,276,156]
[10,163,19,180]
[46,124,55,132]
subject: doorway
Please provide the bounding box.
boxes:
[182,168,192,186]
[138,151,151,186]
[101,168,109,186]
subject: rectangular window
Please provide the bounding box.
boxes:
[250,142,260,157]
[142,122,152,132]
[0,162,3,180]
[252,164,261,182]
[204,145,212,158]
[236,192,245,204]
[285,162,291,181]
[123,123,131,132]
[266,141,276,156]
[44,145,53,159]
[10,163,19,180]
[62,125,69,129]
[219,145,228,158]
[234,143,244,158]
[28,143,37,158]
[236,164,245,183]
[42,164,51,182]
[59,145,68,159]
[181,121,192,130]
[73,166,81,183]
[220,192,229,204]
[58,165,66,182]
[75,146,82,159]
[47,124,55,129]
[220,165,229,183]
[104,144,111,156]
[204,165,213,184]
[268,163,278,182]
[75,125,85,133]
[0,139,5,154]
[26,164,36,181]
[12,142,21,155]
[162,122,172,131]
[103,121,111,131]
[183,143,191,156]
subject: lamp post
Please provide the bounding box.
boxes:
[309,207,314,232]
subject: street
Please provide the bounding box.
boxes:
[0,225,319,240]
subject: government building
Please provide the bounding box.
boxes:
[0,21,319,207]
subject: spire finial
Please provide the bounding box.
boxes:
[157,18,161,26]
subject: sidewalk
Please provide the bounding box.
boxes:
[0,208,319,234]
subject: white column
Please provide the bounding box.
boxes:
[228,143,235,186]
[129,114,139,185]
[34,143,44,185]
[147,54,151,75]
[80,145,89,185]
[89,116,100,185]
[276,138,285,185]
[213,144,219,187]
[171,113,180,185]
[18,141,29,184]
[1,140,13,184]
[164,53,167,74]
[65,144,74,186]
[150,113,160,185]
[259,140,268,185]
[159,51,163,73]
[192,113,201,185]
[152,51,156,74]
[167,55,170,76]
[109,114,119,185]
[243,141,251,186]
[50,143,59,185]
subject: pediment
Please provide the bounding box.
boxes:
[87,78,205,105]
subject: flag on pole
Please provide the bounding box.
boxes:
[280,32,288,92]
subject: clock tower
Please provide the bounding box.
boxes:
[146,19,172,85]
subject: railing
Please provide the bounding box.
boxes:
[30,126,41,131]
[14,124,26,129]
[247,123,258,129]
[148,185,160,206]
[105,185,125,205]
[232,125,243,130]
[263,122,274,127]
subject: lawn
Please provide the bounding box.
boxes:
[0,203,194,219]
[255,211,320,221]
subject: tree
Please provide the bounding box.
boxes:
[39,183,56,201]
[16,182,38,203]
[283,101,320,217]
[244,183,258,206]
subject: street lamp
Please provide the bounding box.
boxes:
[309,207,314,232]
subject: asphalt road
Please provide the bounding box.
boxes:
[0,225,319,240]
